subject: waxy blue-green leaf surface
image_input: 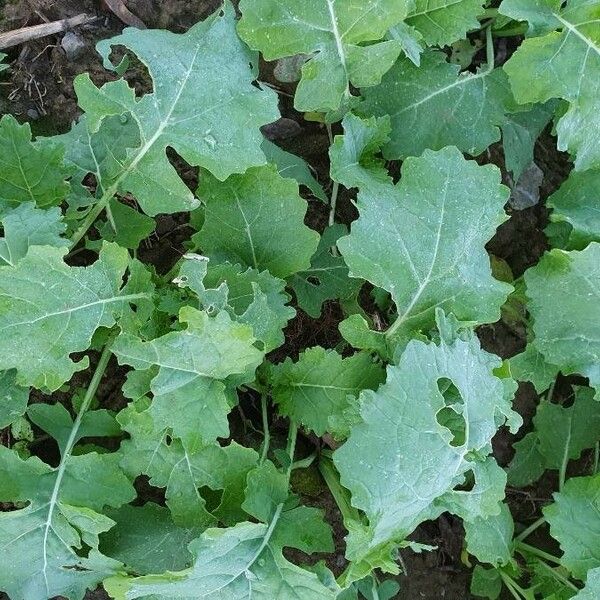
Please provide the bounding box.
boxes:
[524,244,600,396]
[359,52,509,159]
[194,165,319,279]
[406,0,486,46]
[113,307,263,452]
[0,243,148,391]
[503,1,600,170]
[0,115,70,215]
[73,4,279,215]
[337,143,512,343]
[334,318,520,567]
[237,0,413,112]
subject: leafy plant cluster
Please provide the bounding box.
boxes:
[0,1,599,598]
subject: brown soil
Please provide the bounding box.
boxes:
[0,1,575,599]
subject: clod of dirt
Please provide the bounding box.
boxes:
[61,31,86,61]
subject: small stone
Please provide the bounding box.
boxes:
[26,108,39,120]
[61,31,86,62]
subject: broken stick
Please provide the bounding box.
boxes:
[0,13,99,51]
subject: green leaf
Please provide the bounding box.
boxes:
[269,346,385,436]
[262,139,326,202]
[535,387,600,467]
[243,460,288,522]
[509,387,600,487]
[73,4,279,215]
[193,164,319,279]
[503,2,600,170]
[499,0,563,35]
[471,565,503,600]
[507,432,546,487]
[524,244,600,397]
[105,518,339,599]
[406,0,486,47]
[464,503,514,567]
[270,347,385,437]
[502,101,555,181]
[118,398,259,528]
[177,254,295,352]
[545,474,600,580]
[337,144,512,343]
[509,344,560,394]
[237,0,412,112]
[334,317,520,567]
[0,52,8,72]
[548,171,600,250]
[0,369,29,428]
[100,503,202,574]
[574,567,600,599]
[0,392,135,600]
[0,204,69,266]
[359,52,509,159]
[96,199,155,250]
[113,307,263,452]
[0,242,149,391]
[288,225,363,319]
[0,115,70,215]
[329,113,392,189]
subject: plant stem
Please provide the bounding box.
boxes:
[292,451,317,470]
[329,180,339,227]
[40,341,113,585]
[485,24,495,72]
[500,573,525,600]
[260,393,270,464]
[515,516,546,542]
[515,541,562,565]
[479,7,498,19]
[492,24,528,37]
[593,442,599,474]
[285,421,298,480]
[535,559,579,592]
[319,454,361,524]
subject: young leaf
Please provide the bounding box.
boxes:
[0,52,8,72]
[406,0,486,47]
[359,52,509,159]
[524,244,600,397]
[547,171,600,250]
[0,115,70,215]
[545,474,600,580]
[72,3,279,216]
[0,204,69,266]
[177,255,295,352]
[288,224,363,319]
[329,113,392,189]
[113,307,264,452]
[502,101,555,181]
[503,2,600,170]
[509,344,560,394]
[237,0,413,112]
[0,243,149,391]
[464,503,514,567]
[334,316,520,567]
[270,347,385,437]
[262,139,327,202]
[193,165,319,279]
[509,387,600,487]
[337,143,512,344]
